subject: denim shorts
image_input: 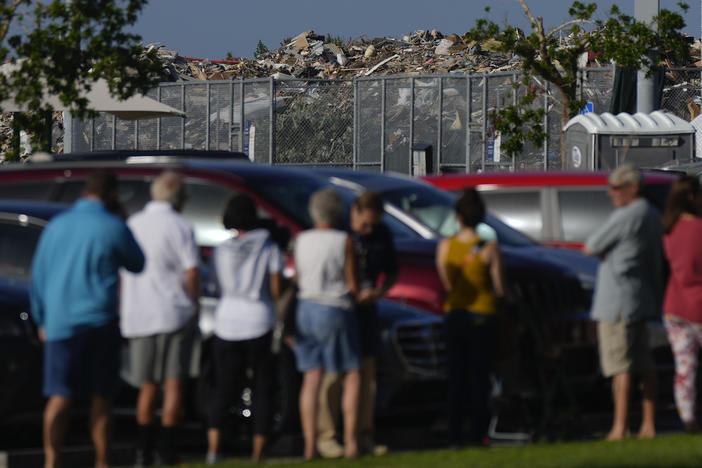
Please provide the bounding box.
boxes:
[293,299,360,373]
[43,322,122,398]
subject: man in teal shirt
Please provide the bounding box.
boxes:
[31,170,144,468]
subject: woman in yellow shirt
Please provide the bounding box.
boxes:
[436,188,505,447]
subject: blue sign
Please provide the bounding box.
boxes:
[580,101,594,115]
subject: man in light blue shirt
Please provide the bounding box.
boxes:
[31,170,144,468]
[584,163,663,441]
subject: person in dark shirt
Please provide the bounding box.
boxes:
[316,191,398,457]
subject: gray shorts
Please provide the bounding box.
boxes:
[129,318,197,384]
[597,319,655,378]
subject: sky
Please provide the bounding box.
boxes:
[132,0,702,60]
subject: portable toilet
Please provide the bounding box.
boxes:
[563,111,694,170]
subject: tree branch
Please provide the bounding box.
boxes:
[0,0,24,43]
[518,0,542,38]
[547,19,596,37]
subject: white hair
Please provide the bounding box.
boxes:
[609,163,643,189]
[309,187,344,227]
[150,170,185,207]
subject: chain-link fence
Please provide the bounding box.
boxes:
[65,66,701,173]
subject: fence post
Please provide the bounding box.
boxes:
[134,115,139,150]
[89,118,94,152]
[381,78,386,173]
[110,115,116,150]
[466,74,471,173]
[353,78,358,170]
[269,76,275,165]
[181,83,186,149]
[240,80,245,154]
[409,77,415,175]
[512,73,518,171]
[156,86,161,150]
[543,82,549,171]
[229,81,234,151]
[206,82,211,150]
[437,77,443,174]
[63,112,72,153]
[481,74,488,172]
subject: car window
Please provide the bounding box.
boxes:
[380,185,458,238]
[480,190,543,240]
[0,220,42,281]
[57,179,151,217]
[181,182,236,246]
[0,181,56,200]
[558,189,612,243]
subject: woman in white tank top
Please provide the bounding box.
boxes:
[293,187,361,459]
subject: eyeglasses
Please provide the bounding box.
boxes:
[609,183,628,191]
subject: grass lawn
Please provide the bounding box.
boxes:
[181,434,702,468]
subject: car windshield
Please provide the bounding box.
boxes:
[379,185,534,247]
[248,173,420,240]
[0,220,42,281]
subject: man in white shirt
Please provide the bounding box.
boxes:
[120,171,201,466]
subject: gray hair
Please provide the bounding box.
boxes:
[609,163,643,189]
[151,171,186,208]
[309,187,344,227]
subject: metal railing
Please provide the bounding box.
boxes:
[65,66,701,173]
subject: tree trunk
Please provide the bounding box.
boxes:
[560,97,570,169]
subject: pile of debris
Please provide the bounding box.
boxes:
[152,29,702,82]
[151,29,536,81]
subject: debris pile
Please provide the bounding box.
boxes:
[150,29,701,82]
[150,29,532,81]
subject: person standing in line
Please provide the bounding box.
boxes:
[294,187,361,460]
[119,171,201,466]
[30,170,145,468]
[661,175,702,432]
[436,188,505,447]
[205,193,282,464]
[316,191,397,457]
[584,163,664,440]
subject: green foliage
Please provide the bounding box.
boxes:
[490,82,547,157]
[467,1,691,158]
[324,33,346,48]
[254,40,269,59]
[225,51,234,60]
[0,0,161,159]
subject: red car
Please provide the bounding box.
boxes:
[424,171,678,250]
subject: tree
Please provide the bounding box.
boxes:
[254,39,269,59]
[0,0,162,157]
[467,1,691,164]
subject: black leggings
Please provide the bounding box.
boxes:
[444,310,498,444]
[208,333,273,435]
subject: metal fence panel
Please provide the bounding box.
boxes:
[274,79,353,166]
[357,80,382,170]
[662,69,701,120]
[159,85,184,150]
[241,81,271,164]
[67,66,699,172]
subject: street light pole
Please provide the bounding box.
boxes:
[635,0,660,113]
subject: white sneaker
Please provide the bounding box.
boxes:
[317,439,345,458]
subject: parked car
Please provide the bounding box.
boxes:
[0,201,69,423]
[423,171,678,250]
[0,158,446,432]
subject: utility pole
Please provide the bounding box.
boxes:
[635,0,659,113]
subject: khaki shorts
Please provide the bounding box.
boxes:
[129,318,197,384]
[597,320,654,378]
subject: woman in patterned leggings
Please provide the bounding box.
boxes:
[662,175,702,432]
